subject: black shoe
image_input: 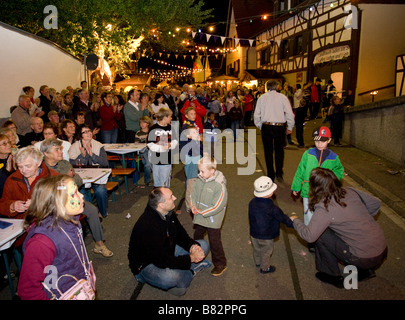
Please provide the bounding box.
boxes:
[308,243,315,253]
[260,266,276,274]
[315,272,344,288]
[275,175,284,182]
[358,268,376,281]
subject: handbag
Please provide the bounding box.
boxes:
[43,227,96,300]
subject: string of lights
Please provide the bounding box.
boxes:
[141,0,343,80]
[146,0,343,44]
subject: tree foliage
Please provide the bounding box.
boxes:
[0,0,212,77]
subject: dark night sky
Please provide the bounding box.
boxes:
[138,0,231,81]
[201,0,230,36]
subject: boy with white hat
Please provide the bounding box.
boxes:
[248,176,293,273]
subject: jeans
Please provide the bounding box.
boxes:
[81,184,108,218]
[303,197,314,226]
[184,155,200,180]
[153,164,172,187]
[139,150,152,184]
[135,240,210,290]
[231,121,241,140]
[101,128,118,144]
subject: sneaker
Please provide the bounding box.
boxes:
[191,259,211,275]
[315,272,344,288]
[260,266,276,274]
[211,265,227,277]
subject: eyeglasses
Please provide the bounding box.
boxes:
[0,141,11,146]
[81,130,92,134]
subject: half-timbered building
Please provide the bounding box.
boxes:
[227,0,405,105]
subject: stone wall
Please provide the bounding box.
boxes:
[343,95,405,166]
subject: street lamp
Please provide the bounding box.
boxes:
[370,91,378,102]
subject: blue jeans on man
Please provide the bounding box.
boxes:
[135,239,210,294]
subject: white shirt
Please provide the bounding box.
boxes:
[253,90,295,131]
[128,100,139,111]
[294,89,303,108]
[35,139,71,162]
[152,102,169,114]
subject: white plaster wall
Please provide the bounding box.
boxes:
[0,23,84,118]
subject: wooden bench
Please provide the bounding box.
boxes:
[107,155,137,162]
[111,168,136,194]
[91,181,120,202]
[107,154,140,184]
[107,155,121,161]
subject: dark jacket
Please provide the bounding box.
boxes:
[128,205,198,275]
[21,131,44,147]
[228,107,243,122]
[39,94,52,122]
[249,197,293,240]
[73,100,94,129]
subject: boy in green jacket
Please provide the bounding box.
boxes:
[291,126,344,226]
[191,155,228,277]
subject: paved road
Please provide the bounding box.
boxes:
[1,120,405,310]
[93,121,405,301]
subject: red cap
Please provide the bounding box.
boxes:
[313,126,331,141]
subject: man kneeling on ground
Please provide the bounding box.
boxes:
[128,187,211,296]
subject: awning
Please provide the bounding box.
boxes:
[114,74,151,91]
[207,75,240,82]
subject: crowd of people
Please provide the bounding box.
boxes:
[0,78,386,299]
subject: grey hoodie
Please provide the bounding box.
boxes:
[191,170,228,229]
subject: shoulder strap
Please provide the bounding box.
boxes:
[60,226,90,274]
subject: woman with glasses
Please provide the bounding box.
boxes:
[68,124,109,218]
[0,127,20,155]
